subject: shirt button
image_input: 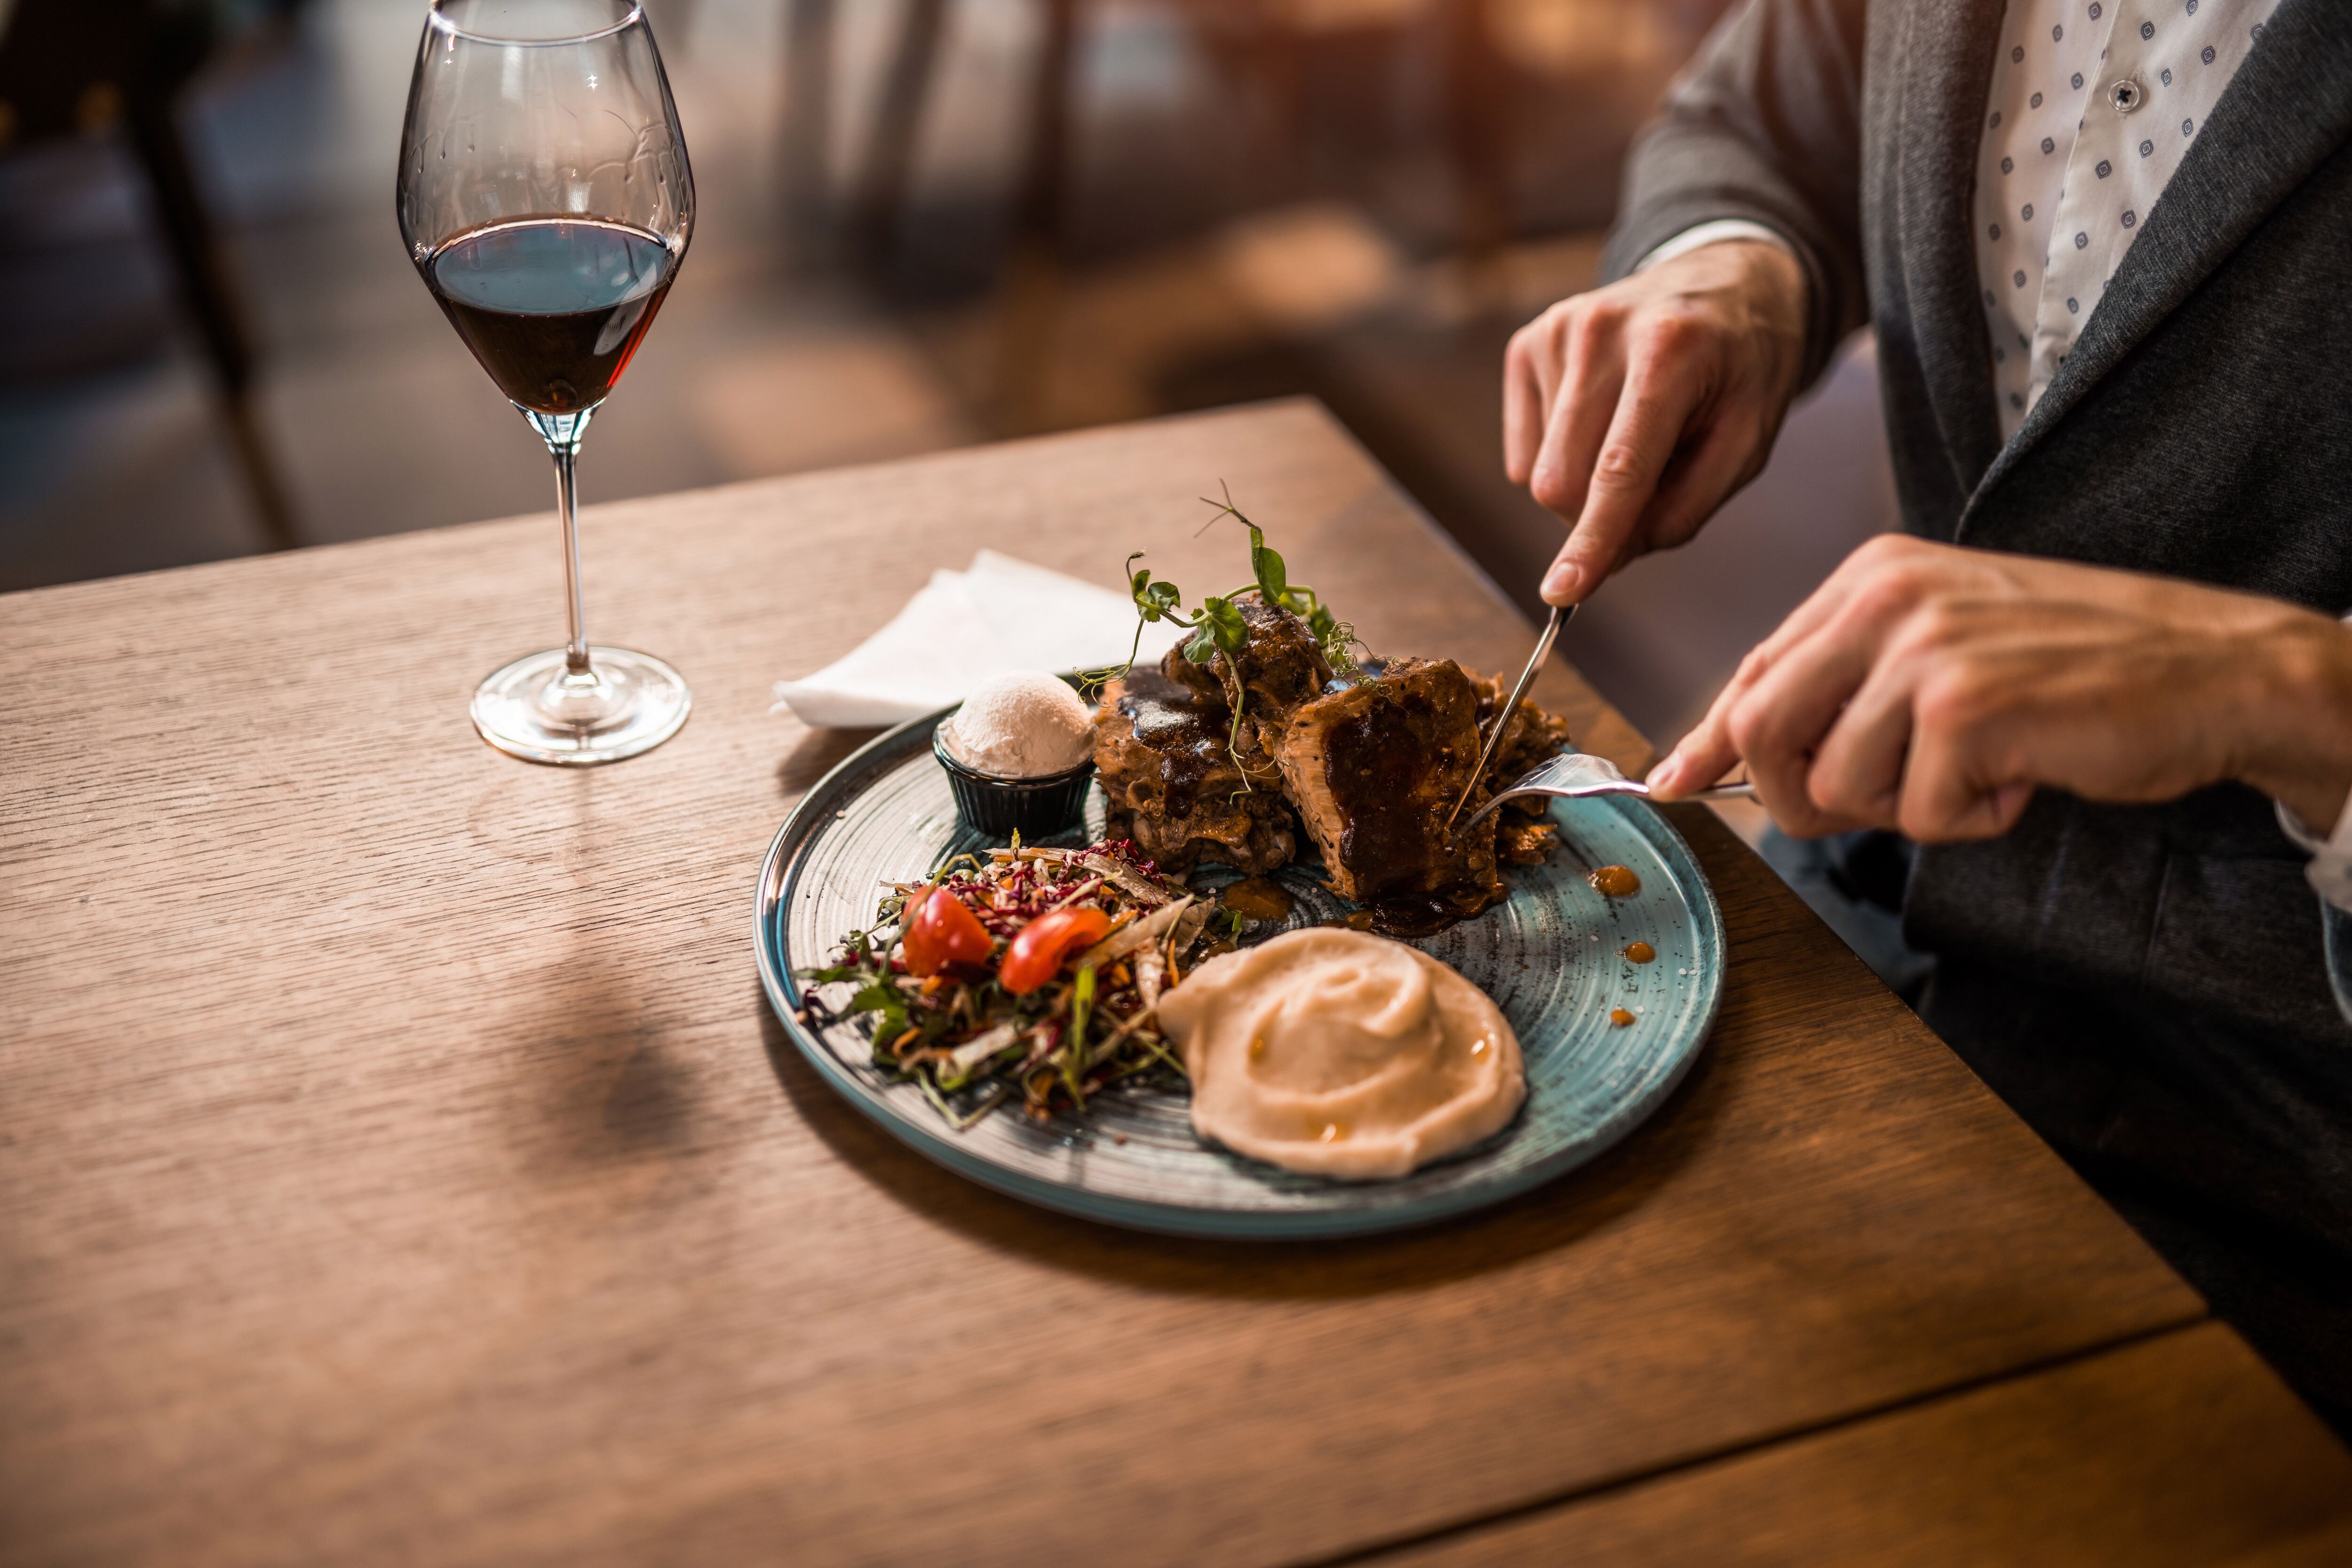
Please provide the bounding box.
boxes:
[2109,78,2144,113]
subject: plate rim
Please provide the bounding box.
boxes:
[753,705,1724,1239]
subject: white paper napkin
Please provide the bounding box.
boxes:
[771,550,1185,728]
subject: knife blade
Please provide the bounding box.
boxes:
[1445,600,1573,832]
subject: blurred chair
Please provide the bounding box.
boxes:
[825,0,1449,433]
[0,0,301,551]
[1448,0,1732,258]
[780,0,840,263]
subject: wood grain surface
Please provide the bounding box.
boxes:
[1364,1321,2352,1567]
[0,400,2305,1566]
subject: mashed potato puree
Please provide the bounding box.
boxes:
[1157,928,1525,1178]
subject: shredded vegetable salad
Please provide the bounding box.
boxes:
[800,838,1239,1130]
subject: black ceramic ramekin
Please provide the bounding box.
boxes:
[932,725,1095,839]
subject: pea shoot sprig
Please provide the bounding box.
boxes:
[1113,491,1363,775]
[1121,488,1361,674]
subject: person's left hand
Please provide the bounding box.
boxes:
[1647,534,2352,841]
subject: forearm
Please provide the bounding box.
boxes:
[1861,547,2352,828]
[2021,560,2352,828]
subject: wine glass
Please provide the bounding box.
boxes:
[398,0,694,766]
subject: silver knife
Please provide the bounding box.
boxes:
[1445,601,1572,832]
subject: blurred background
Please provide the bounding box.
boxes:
[0,0,1893,747]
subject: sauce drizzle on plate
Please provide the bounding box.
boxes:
[1590,865,1641,898]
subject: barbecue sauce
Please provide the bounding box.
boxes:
[1114,666,1229,819]
[1318,887,1505,938]
[1589,865,1641,898]
[1307,661,1506,934]
[1363,883,1507,938]
[1218,876,1295,923]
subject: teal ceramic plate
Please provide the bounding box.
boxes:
[754,707,1724,1239]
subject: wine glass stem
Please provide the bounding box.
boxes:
[552,439,590,674]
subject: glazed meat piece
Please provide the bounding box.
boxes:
[1272,656,1503,914]
[1215,591,1333,716]
[1495,816,1558,866]
[1472,669,1574,793]
[1156,640,1226,708]
[1093,666,1298,875]
[1470,668,1573,864]
[1156,591,1332,767]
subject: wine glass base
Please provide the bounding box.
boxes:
[470,646,691,766]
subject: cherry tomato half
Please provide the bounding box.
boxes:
[999,907,1113,995]
[901,887,994,977]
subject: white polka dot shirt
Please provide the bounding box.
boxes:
[1976,0,2280,438]
[1641,0,2282,440]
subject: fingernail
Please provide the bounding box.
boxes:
[1542,562,1584,603]
[1648,756,1682,796]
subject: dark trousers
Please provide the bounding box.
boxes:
[1766,828,2352,1439]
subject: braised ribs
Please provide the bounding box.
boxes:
[1471,670,1572,866]
[1170,589,1333,770]
[1087,590,1564,929]
[1093,665,1299,875]
[1272,656,1504,921]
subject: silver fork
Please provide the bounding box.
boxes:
[1454,750,1754,836]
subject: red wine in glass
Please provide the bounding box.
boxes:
[422,218,677,415]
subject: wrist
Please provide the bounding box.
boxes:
[1731,240,1809,407]
[1653,239,1808,409]
[2238,614,2352,833]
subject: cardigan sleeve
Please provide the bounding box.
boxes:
[1601,0,1874,388]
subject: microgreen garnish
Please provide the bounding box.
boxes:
[1200,485,1365,678]
[1122,550,1257,778]
[1115,488,1365,775]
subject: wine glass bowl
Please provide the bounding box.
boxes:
[424,221,676,419]
[399,0,695,766]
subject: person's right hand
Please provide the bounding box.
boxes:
[1504,238,1809,606]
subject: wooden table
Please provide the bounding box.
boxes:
[4,400,2346,1566]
